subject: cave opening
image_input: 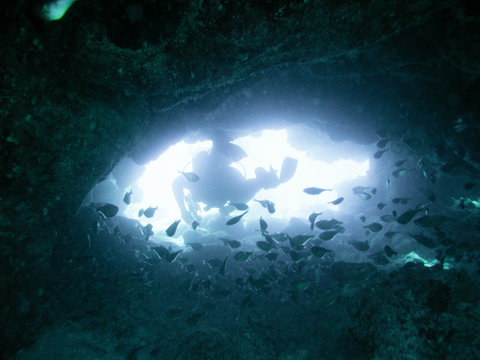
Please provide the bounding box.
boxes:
[85,124,373,248]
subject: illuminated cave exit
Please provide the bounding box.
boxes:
[123,127,371,245]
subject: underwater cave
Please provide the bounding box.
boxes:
[1,0,480,359]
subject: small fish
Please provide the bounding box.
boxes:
[290,250,308,262]
[256,240,275,252]
[368,252,389,265]
[303,187,331,195]
[364,222,383,232]
[392,197,412,205]
[265,252,279,261]
[96,203,119,218]
[206,258,222,268]
[410,232,436,248]
[255,199,275,214]
[420,188,436,202]
[349,240,369,251]
[384,231,398,239]
[219,238,242,249]
[123,190,133,205]
[395,159,406,167]
[165,219,181,237]
[152,246,183,263]
[308,212,322,230]
[376,138,390,148]
[329,197,344,205]
[228,202,249,210]
[319,229,342,241]
[192,220,199,230]
[353,186,370,194]
[414,215,449,228]
[233,251,252,262]
[141,223,154,241]
[259,217,268,232]
[371,188,377,195]
[396,209,420,225]
[392,168,408,178]
[377,202,386,210]
[384,245,397,257]
[315,219,343,230]
[359,215,366,223]
[464,183,476,190]
[270,233,290,242]
[178,171,200,182]
[310,246,330,258]
[226,210,248,225]
[143,206,157,218]
[186,242,203,251]
[289,235,313,249]
[380,214,396,222]
[355,192,372,200]
[219,256,228,276]
[373,149,388,159]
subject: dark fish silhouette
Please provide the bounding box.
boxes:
[384,245,397,257]
[123,190,132,205]
[414,215,449,228]
[396,209,420,225]
[219,256,228,276]
[219,238,241,249]
[364,222,383,232]
[142,206,157,218]
[308,212,322,230]
[329,197,344,205]
[353,186,370,193]
[152,246,182,263]
[311,246,330,258]
[376,138,390,148]
[228,202,249,210]
[165,219,181,236]
[349,240,369,251]
[233,251,252,261]
[392,168,408,178]
[192,220,199,230]
[355,192,372,200]
[303,187,331,195]
[319,229,342,241]
[373,149,388,159]
[97,203,119,218]
[259,217,268,232]
[315,219,342,230]
[186,242,203,251]
[226,210,248,225]
[255,199,275,214]
[420,188,436,202]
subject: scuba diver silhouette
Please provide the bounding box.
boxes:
[172,131,297,223]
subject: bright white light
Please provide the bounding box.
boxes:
[233,129,369,219]
[126,128,370,244]
[123,140,212,244]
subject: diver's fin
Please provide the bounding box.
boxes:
[279,157,298,183]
